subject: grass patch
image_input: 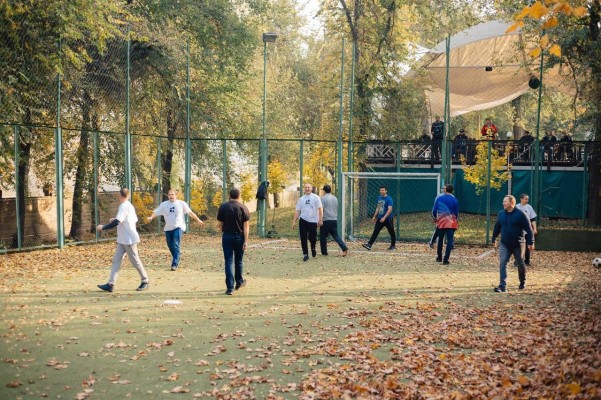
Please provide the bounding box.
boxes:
[0,237,599,398]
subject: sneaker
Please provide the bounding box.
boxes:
[435,257,442,262]
[493,286,508,293]
[362,243,372,251]
[311,249,317,258]
[388,246,396,251]
[235,280,246,290]
[341,250,348,257]
[98,283,114,292]
[442,260,450,265]
[303,254,309,262]
[170,266,178,271]
[136,282,149,291]
[428,242,434,249]
[525,262,530,266]
[518,283,525,290]
[225,289,233,295]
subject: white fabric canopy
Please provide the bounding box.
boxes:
[416,20,575,117]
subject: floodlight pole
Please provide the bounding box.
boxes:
[441,34,451,189]
[185,39,192,231]
[259,33,277,237]
[337,37,345,230]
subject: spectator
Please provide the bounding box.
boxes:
[431,115,444,161]
[480,118,498,140]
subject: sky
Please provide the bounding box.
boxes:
[297,0,324,36]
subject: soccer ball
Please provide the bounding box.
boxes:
[593,258,601,268]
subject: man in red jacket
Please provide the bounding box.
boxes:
[480,118,498,140]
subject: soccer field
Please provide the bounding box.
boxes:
[0,236,600,399]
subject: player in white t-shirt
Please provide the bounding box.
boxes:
[292,183,323,261]
[516,193,537,266]
[147,189,204,270]
[96,188,149,292]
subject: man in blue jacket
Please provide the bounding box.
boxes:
[431,184,459,265]
[491,195,534,292]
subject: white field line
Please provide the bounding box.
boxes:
[247,239,288,249]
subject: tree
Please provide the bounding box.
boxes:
[268,160,288,208]
[0,0,126,247]
[462,142,510,195]
[507,0,601,223]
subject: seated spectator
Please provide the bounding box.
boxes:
[518,130,534,161]
[453,129,469,160]
[557,131,573,161]
[541,130,558,161]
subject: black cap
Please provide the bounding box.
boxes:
[459,129,465,133]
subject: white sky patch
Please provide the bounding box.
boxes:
[297,0,324,38]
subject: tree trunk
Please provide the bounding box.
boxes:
[88,111,101,233]
[12,131,31,248]
[162,108,177,201]
[69,91,93,240]
[587,117,601,224]
[586,1,601,224]
[511,96,524,139]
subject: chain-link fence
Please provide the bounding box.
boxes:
[1,18,596,252]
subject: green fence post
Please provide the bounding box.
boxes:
[441,34,451,188]
[125,25,132,191]
[299,140,304,195]
[395,141,401,236]
[485,140,492,245]
[582,142,589,225]
[222,139,227,202]
[156,137,162,234]
[55,38,65,249]
[184,39,191,231]
[14,125,22,250]
[93,131,99,242]
[348,40,356,173]
[533,35,545,221]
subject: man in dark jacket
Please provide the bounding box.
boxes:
[491,195,534,292]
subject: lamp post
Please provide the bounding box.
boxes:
[259,32,277,237]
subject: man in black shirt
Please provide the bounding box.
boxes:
[430,115,444,161]
[216,188,250,295]
[518,130,534,161]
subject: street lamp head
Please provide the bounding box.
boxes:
[262,32,278,43]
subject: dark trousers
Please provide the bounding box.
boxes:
[367,218,396,247]
[299,218,317,256]
[429,228,440,245]
[222,233,245,291]
[436,228,455,261]
[165,228,183,267]
[320,220,348,255]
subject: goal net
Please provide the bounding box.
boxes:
[341,172,441,243]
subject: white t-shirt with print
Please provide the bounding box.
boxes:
[295,193,322,223]
[154,200,191,232]
[115,201,140,245]
[516,203,537,221]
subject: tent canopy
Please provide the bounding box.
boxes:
[415,20,574,117]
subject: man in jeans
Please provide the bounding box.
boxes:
[431,184,459,265]
[97,188,149,292]
[491,195,534,292]
[319,184,348,257]
[147,188,204,271]
[362,185,396,251]
[217,188,250,295]
[292,183,323,261]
